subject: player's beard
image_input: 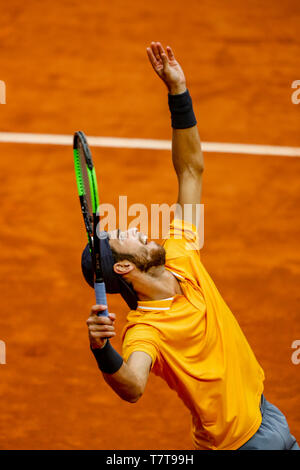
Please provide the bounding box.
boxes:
[134,243,166,273]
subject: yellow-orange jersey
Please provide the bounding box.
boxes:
[121,219,265,450]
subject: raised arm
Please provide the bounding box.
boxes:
[147,42,204,226]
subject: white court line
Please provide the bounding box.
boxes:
[0,132,300,157]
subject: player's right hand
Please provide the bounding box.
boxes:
[86,305,116,349]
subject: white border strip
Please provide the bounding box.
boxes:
[0,132,300,157]
[137,306,171,311]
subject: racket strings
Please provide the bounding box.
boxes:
[74,150,85,196]
[78,143,94,226]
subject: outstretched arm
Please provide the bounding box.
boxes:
[147,42,204,226]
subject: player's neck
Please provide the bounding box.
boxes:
[126,266,182,301]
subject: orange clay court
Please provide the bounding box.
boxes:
[0,0,299,449]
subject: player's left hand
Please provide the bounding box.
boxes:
[146,41,186,95]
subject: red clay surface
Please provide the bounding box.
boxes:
[0,0,299,449]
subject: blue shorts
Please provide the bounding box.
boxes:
[238,395,300,450]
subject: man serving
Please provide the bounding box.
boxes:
[82,42,299,450]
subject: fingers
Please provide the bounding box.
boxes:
[147,42,166,62]
[87,314,115,325]
[161,52,168,67]
[87,311,116,339]
[147,41,171,77]
[87,306,117,348]
[146,47,157,69]
[147,42,162,70]
[89,323,115,333]
[91,304,108,314]
[89,330,116,339]
[153,41,169,65]
[88,306,116,326]
[87,316,114,326]
[91,305,114,318]
[156,42,166,58]
[166,45,175,61]
[151,42,161,62]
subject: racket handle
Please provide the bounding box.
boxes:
[94,282,109,316]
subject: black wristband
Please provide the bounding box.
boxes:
[90,340,124,374]
[168,89,197,129]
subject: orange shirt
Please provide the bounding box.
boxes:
[121,219,265,450]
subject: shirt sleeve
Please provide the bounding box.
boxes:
[163,218,201,259]
[122,323,160,371]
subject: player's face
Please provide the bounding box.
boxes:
[108,228,166,271]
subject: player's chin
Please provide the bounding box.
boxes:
[149,243,166,264]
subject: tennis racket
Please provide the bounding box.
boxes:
[73,131,108,317]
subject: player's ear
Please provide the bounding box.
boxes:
[113,261,134,275]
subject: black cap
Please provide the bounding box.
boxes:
[81,233,138,311]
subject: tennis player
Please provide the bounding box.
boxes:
[82,42,299,450]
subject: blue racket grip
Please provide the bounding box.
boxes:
[94,281,109,317]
